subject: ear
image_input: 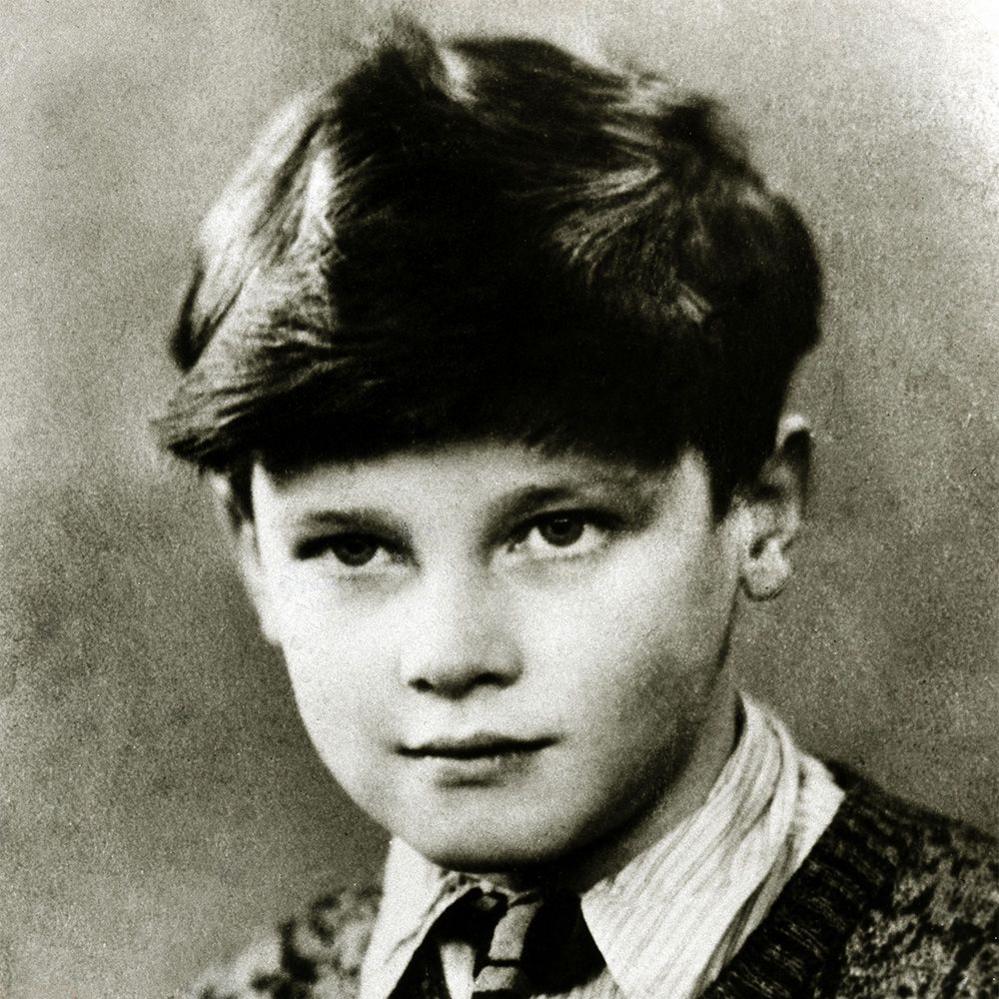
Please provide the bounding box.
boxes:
[207,474,281,645]
[737,415,811,601]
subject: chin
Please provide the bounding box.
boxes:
[418,837,559,874]
[421,849,558,880]
[405,820,577,875]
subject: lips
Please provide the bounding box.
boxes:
[399,733,555,759]
[399,733,556,787]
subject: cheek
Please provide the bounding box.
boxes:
[269,587,398,761]
[526,543,735,679]
[511,545,738,774]
[283,646,397,812]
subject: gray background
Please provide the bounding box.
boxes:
[1,1,996,996]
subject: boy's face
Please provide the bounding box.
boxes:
[242,441,751,879]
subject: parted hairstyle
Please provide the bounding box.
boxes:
[157,21,822,514]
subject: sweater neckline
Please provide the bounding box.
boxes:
[701,765,909,998]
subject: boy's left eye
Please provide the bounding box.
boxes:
[535,514,586,547]
[508,511,612,559]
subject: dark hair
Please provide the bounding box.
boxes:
[157,22,822,513]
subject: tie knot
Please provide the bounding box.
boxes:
[465,886,603,997]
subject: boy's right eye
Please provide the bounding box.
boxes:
[328,534,381,567]
[295,533,395,569]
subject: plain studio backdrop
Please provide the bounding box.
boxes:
[1,1,996,996]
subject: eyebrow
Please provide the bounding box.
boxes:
[280,470,661,541]
[485,473,661,530]
[284,507,411,542]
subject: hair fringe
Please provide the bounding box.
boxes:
[157,19,822,513]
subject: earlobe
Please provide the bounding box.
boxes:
[741,533,793,601]
[738,416,811,602]
[208,474,282,646]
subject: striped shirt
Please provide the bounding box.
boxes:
[359,694,844,999]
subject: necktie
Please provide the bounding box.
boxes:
[469,890,543,997]
[390,885,604,999]
[470,887,605,997]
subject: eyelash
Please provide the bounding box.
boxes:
[295,509,621,570]
[294,533,402,567]
[506,510,617,555]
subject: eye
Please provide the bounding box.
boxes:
[295,532,399,570]
[508,510,614,560]
[328,534,381,567]
[535,514,586,547]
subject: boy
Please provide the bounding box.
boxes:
[159,23,996,999]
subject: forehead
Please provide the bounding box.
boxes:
[263,441,636,490]
[251,440,711,528]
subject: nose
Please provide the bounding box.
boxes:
[398,570,523,698]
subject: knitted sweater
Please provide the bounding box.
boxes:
[182,769,998,998]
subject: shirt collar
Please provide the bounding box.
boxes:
[580,694,798,998]
[360,693,797,999]
[359,839,474,999]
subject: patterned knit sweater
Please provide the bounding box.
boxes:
[182,768,998,998]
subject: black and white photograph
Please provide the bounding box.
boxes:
[2,2,996,996]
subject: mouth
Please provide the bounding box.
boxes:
[400,733,556,760]
[398,733,555,787]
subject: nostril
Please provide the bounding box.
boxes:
[404,665,517,697]
[398,599,523,695]
[479,669,516,689]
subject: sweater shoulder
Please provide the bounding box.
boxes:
[829,773,999,998]
[176,886,381,999]
[705,767,998,999]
